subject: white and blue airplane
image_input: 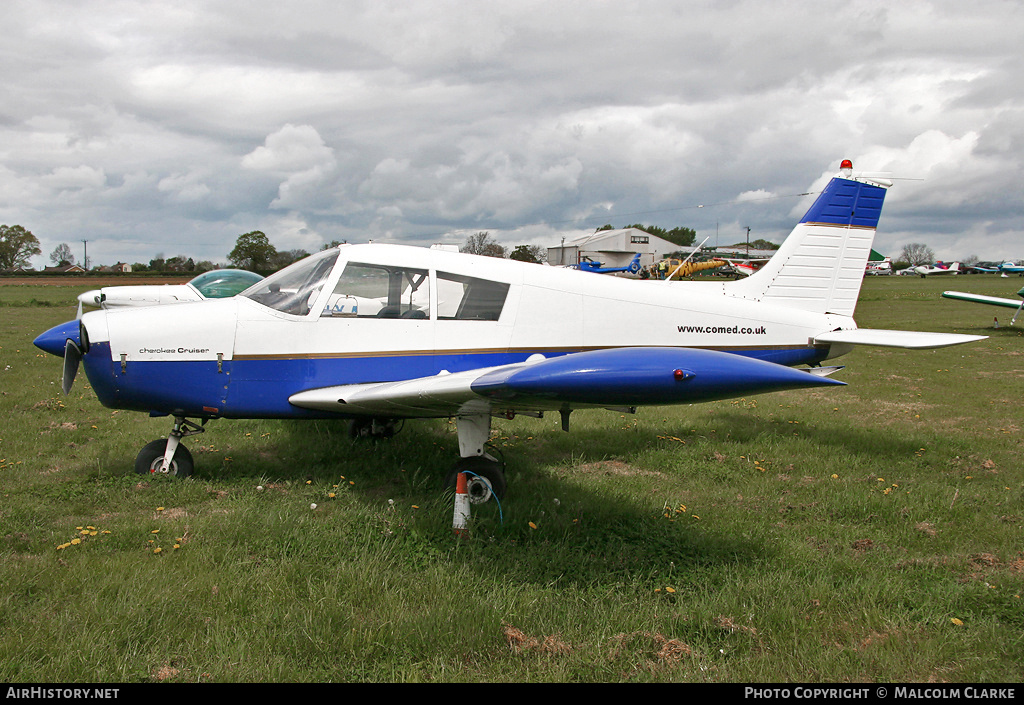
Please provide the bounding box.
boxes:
[34,161,985,503]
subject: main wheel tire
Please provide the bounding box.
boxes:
[348,418,373,439]
[348,418,401,439]
[135,439,194,478]
[444,456,507,504]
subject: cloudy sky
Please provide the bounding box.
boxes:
[2,0,1022,269]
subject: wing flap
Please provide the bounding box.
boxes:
[814,328,986,349]
[288,363,532,417]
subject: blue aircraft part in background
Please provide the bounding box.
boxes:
[572,253,642,275]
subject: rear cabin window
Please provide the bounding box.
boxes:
[437,272,509,321]
[323,262,429,318]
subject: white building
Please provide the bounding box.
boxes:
[547,228,686,269]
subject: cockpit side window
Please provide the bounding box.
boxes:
[241,249,340,316]
[323,262,429,318]
[436,272,509,321]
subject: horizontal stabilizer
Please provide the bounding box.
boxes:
[814,329,986,349]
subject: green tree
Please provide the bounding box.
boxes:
[270,249,310,270]
[163,255,197,272]
[509,244,545,263]
[229,231,278,271]
[0,224,42,270]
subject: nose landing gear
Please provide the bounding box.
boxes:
[134,417,206,478]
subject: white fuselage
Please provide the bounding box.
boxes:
[85,244,848,365]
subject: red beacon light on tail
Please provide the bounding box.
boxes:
[840,159,853,177]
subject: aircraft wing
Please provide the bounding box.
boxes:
[813,329,986,349]
[289,363,505,418]
[942,291,1024,310]
[288,346,845,418]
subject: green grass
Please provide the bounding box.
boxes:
[1,275,1022,682]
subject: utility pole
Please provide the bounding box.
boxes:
[82,240,88,271]
[745,227,750,259]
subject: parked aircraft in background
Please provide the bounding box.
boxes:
[998,262,1024,275]
[716,258,768,278]
[659,258,727,280]
[914,262,961,277]
[942,286,1024,326]
[967,263,1001,274]
[35,160,985,504]
[572,253,642,275]
[76,269,263,317]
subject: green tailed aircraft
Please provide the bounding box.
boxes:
[942,286,1024,326]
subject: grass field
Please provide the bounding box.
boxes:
[0,275,1021,683]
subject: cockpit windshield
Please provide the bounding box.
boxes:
[241,249,341,315]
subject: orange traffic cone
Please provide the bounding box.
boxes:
[453,471,470,537]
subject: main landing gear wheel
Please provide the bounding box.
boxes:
[444,456,507,504]
[348,417,401,439]
[135,439,194,478]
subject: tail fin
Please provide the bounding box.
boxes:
[728,167,890,317]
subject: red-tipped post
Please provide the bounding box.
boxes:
[453,471,470,537]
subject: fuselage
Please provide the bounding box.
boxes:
[62,243,852,419]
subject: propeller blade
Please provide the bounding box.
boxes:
[62,339,82,395]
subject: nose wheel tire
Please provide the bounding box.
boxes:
[135,439,194,478]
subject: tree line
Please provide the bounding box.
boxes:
[0,225,310,275]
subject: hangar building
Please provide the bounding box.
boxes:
[547,228,684,269]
